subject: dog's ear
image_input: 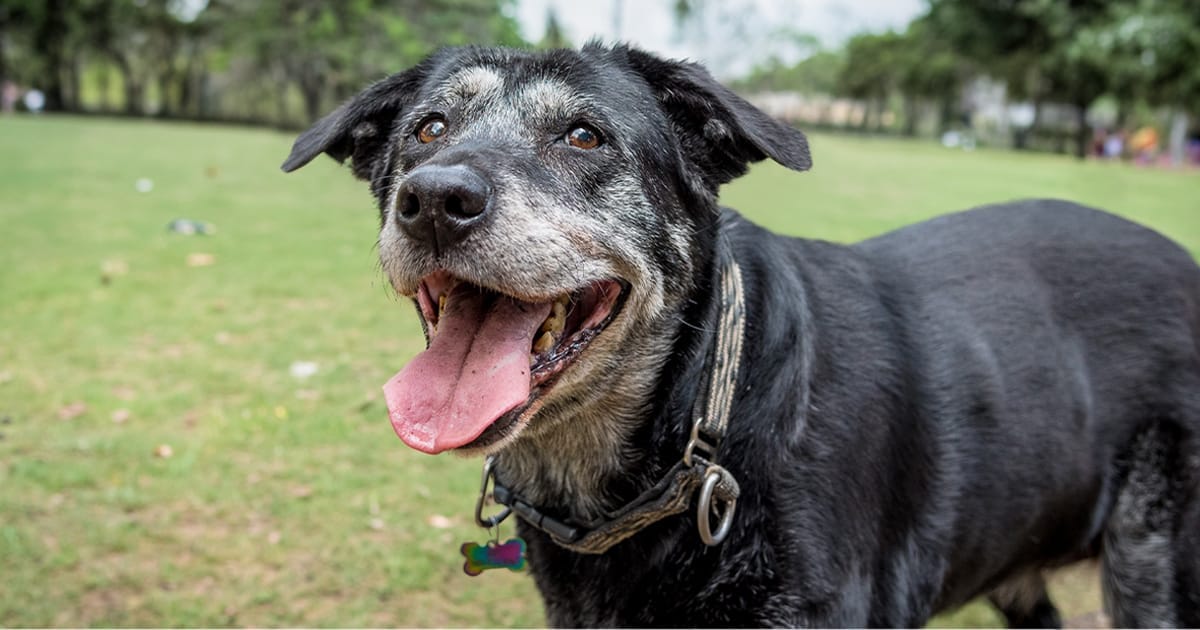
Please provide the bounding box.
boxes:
[621,46,811,188]
[281,63,431,179]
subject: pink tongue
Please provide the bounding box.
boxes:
[383,285,552,454]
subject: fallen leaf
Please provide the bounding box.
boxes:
[289,485,313,499]
[57,401,87,420]
[100,259,129,276]
[368,518,385,531]
[153,444,173,458]
[0,371,12,385]
[273,405,288,420]
[213,331,231,345]
[267,531,282,545]
[111,408,130,424]
[427,514,453,529]
[112,386,136,401]
[186,253,215,267]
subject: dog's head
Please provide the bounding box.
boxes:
[283,44,810,456]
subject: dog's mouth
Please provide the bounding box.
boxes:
[383,270,627,454]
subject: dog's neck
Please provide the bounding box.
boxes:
[492,315,683,520]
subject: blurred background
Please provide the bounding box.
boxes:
[3,0,1200,161]
[0,0,1197,627]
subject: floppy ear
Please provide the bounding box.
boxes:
[621,46,811,188]
[280,63,431,179]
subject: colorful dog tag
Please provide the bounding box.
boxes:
[461,538,527,576]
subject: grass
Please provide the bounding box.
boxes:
[0,115,1196,627]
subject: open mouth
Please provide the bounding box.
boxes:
[383,270,627,454]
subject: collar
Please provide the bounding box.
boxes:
[474,237,746,554]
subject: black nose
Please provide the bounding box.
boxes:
[395,164,491,254]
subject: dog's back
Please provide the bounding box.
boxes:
[834,199,1200,624]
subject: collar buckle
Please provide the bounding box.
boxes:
[683,420,718,468]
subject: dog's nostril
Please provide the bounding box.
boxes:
[401,193,420,218]
[445,194,464,218]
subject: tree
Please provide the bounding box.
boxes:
[0,0,527,124]
[836,31,905,131]
[928,0,1116,158]
[894,16,965,136]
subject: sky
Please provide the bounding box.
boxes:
[513,0,925,78]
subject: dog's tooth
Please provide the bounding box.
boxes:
[438,294,447,314]
[538,300,566,335]
[533,331,554,354]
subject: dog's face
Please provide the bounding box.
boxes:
[283,44,810,457]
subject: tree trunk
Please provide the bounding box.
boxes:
[126,81,144,115]
[158,72,173,116]
[32,0,68,110]
[0,25,8,100]
[902,95,918,137]
[938,97,954,135]
[98,64,112,112]
[1168,110,1189,168]
[1073,102,1089,160]
[65,54,82,111]
[114,57,144,116]
[300,80,321,125]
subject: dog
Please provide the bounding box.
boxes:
[282,43,1200,627]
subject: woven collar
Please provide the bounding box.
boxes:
[477,237,746,554]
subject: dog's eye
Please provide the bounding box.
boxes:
[566,126,602,150]
[417,117,447,144]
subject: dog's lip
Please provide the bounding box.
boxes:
[414,270,626,336]
[415,270,582,323]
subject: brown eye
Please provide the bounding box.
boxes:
[566,126,601,150]
[417,117,447,144]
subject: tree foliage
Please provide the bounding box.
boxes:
[0,0,525,125]
[926,0,1200,156]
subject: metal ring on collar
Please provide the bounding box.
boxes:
[475,456,512,529]
[697,465,737,545]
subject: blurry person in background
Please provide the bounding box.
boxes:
[1103,129,1125,161]
[1,81,17,113]
[21,88,44,114]
[1129,125,1159,164]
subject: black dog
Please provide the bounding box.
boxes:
[283,44,1200,627]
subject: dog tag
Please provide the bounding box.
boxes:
[460,538,527,576]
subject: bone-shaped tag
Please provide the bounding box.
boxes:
[461,538,527,576]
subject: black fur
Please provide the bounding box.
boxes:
[284,44,1200,627]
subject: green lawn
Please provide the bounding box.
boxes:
[1,115,1196,627]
